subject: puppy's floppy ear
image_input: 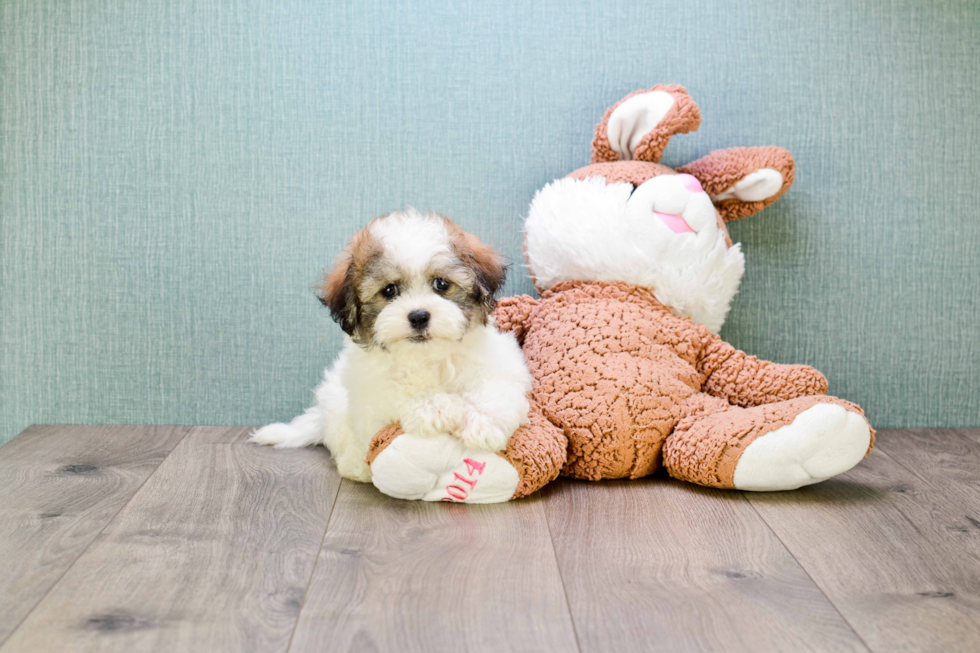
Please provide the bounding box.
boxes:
[459,233,508,310]
[317,253,358,336]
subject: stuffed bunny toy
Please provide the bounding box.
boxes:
[367,85,874,503]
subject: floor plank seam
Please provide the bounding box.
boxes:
[738,491,875,653]
[0,425,195,652]
[283,474,345,653]
[540,489,586,653]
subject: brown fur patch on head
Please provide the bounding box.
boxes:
[316,224,382,342]
[439,215,508,323]
[567,161,675,187]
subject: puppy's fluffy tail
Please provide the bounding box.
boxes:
[250,406,323,448]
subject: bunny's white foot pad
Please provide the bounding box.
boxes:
[733,404,871,491]
[370,433,519,503]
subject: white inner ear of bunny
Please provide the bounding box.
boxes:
[607,91,675,160]
[711,168,783,202]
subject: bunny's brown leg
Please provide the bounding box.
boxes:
[664,394,874,491]
[499,402,569,499]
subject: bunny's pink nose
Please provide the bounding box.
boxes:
[677,173,703,193]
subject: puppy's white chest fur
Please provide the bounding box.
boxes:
[322,324,532,481]
[347,332,475,406]
[370,347,463,396]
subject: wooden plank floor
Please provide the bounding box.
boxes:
[1,426,978,653]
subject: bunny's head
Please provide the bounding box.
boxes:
[524,84,795,332]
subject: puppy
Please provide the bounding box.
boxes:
[250,209,532,482]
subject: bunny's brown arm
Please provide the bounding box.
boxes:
[492,295,539,346]
[696,333,828,408]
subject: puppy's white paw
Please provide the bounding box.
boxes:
[733,404,871,491]
[458,410,510,452]
[370,433,519,503]
[335,449,372,483]
[402,394,467,437]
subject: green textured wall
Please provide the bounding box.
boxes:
[2,0,979,444]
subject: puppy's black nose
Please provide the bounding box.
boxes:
[408,310,430,330]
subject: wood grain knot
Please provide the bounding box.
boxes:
[59,464,99,475]
[715,567,762,581]
[83,612,154,632]
[281,587,306,611]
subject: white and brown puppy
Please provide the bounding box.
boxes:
[250,209,532,483]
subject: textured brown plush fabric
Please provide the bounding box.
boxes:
[501,399,569,499]
[494,281,873,486]
[678,146,796,222]
[665,394,872,488]
[697,338,829,407]
[494,294,539,345]
[505,281,706,480]
[568,161,675,187]
[591,84,702,164]
[366,423,403,465]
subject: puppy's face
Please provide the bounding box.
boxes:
[318,210,507,349]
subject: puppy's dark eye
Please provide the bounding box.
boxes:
[432,278,450,293]
[381,284,399,299]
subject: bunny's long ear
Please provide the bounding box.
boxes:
[591,85,701,164]
[678,146,796,222]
